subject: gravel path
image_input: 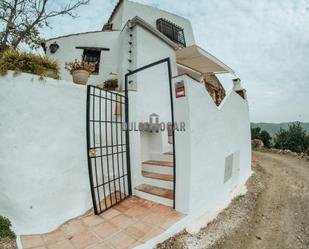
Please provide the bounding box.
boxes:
[157,151,309,249]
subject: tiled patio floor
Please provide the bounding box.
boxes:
[21,196,184,249]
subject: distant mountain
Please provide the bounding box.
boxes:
[251,122,309,137]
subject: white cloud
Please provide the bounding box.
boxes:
[41,0,309,122]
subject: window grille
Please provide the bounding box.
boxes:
[83,49,101,74]
[156,18,186,47]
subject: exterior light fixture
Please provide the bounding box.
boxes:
[8,22,15,31]
[49,42,59,54]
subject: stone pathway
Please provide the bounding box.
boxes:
[21,196,184,249]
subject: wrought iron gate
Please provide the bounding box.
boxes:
[86,85,132,215]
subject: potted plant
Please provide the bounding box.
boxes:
[65,57,96,85]
[103,79,118,91]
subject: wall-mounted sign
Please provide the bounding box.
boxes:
[175,80,185,98]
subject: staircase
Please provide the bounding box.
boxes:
[134,153,174,206]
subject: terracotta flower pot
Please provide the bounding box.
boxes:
[72,69,90,85]
[103,86,117,91]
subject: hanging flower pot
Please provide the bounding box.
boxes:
[65,57,96,85]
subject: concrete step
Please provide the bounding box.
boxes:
[149,152,173,162]
[163,152,173,155]
[142,171,173,181]
[142,161,174,175]
[141,171,173,189]
[134,184,174,206]
[142,160,173,167]
[135,184,173,199]
[134,188,173,206]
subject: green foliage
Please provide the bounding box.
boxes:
[0,215,16,239]
[251,122,309,136]
[260,130,272,148]
[0,50,60,79]
[251,126,272,148]
[251,127,261,140]
[274,122,309,153]
[1,0,89,50]
[103,79,118,88]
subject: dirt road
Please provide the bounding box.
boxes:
[157,152,309,249]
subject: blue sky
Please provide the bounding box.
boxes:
[42,0,309,123]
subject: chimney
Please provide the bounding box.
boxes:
[232,78,247,100]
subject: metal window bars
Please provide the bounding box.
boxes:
[156,18,186,48]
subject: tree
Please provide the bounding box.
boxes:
[251,126,272,148]
[0,0,89,51]
[251,127,261,140]
[274,122,309,153]
[260,130,272,148]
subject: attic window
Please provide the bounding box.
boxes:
[103,23,113,31]
[83,49,101,74]
[156,18,186,47]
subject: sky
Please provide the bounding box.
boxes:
[42,0,309,123]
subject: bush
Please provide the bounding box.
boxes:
[251,126,272,148]
[103,79,118,88]
[0,50,60,79]
[0,215,16,239]
[274,122,309,153]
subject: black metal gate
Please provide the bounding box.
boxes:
[86,85,132,215]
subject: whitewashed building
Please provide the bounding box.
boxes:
[0,0,251,247]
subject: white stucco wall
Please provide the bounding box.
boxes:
[173,75,252,215]
[127,25,177,193]
[45,31,121,85]
[0,72,91,235]
[111,0,196,46]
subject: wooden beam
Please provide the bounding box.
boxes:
[75,46,110,51]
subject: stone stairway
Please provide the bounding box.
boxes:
[135,153,174,206]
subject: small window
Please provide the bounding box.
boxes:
[156,18,186,47]
[83,49,101,74]
[102,23,113,31]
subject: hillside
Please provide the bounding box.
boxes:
[251,122,309,136]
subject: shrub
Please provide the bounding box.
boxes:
[0,50,60,79]
[103,79,118,88]
[251,126,272,148]
[0,215,16,239]
[274,122,309,153]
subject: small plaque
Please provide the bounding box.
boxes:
[175,81,185,98]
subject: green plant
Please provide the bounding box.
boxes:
[1,0,89,50]
[274,122,309,153]
[65,57,96,74]
[0,215,16,239]
[103,79,118,88]
[251,126,272,148]
[0,50,60,79]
